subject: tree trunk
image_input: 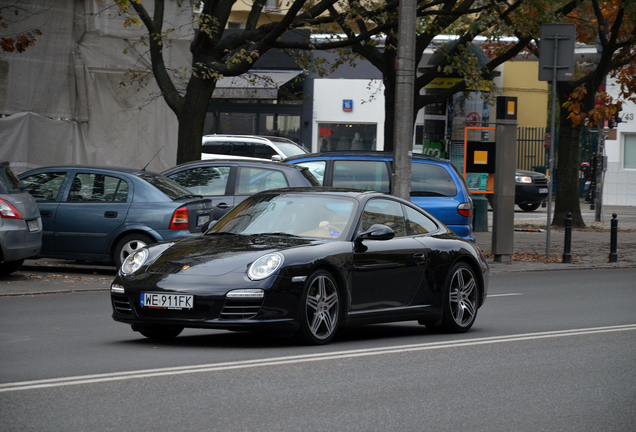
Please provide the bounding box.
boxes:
[553,95,585,228]
[383,75,396,152]
[175,76,217,165]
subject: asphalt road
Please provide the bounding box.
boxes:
[1,269,635,431]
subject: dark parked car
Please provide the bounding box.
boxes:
[162,159,319,221]
[284,151,475,242]
[514,169,549,211]
[19,166,213,267]
[1,162,42,275]
[110,188,489,345]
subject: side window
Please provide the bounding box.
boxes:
[202,143,230,155]
[237,168,289,194]
[231,143,254,158]
[20,172,67,202]
[333,160,390,193]
[296,161,326,185]
[359,198,407,237]
[411,163,458,197]
[67,173,129,202]
[167,166,230,196]
[253,143,276,159]
[404,205,438,235]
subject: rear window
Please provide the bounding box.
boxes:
[136,172,195,200]
[275,142,307,157]
[333,160,390,193]
[411,163,457,197]
[0,162,23,194]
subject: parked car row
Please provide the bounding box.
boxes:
[0,162,42,275]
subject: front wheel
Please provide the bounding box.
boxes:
[297,270,340,345]
[113,233,154,268]
[519,202,541,212]
[135,325,184,340]
[430,262,479,333]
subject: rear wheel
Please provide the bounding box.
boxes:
[297,270,340,345]
[114,233,154,268]
[135,325,184,340]
[427,262,478,333]
[519,202,541,212]
[0,259,25,276]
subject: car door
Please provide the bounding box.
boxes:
[351,198,427,311]
[19,171,69,253]
[164,164,235,220]
[54,171,131,256]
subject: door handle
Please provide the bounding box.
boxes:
[412,252,426,262]
[40,210,52,217]
[216,203,230,209]
[104,211,118,218]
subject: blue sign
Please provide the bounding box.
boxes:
[343,100,353,111]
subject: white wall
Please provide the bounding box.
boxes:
[312,79,386,152]
[603,79,636,206]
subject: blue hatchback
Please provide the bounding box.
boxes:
[284,151,475,242]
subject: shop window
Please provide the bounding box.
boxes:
[317,123,377,152]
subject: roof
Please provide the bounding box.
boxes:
[283,151,449,163]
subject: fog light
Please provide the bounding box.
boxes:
[111,284,125,294]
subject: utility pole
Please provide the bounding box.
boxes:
[392,0,416,200]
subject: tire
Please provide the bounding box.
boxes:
[0,259,25,276]
[518,202,541,212]
[297,270,340,345]
[136,325,184,341]
[434,262,479,333]
[113,233,155,268]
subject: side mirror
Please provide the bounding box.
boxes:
[271,155,282,162]
[356,224,395,241]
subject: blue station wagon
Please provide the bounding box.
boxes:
[284,151,475,242]
[19,166,213,267]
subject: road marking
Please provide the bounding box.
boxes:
[2,324,635,393]
[489,293,523,297]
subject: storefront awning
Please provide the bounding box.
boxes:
[212,70,302,99]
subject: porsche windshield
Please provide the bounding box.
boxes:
[209,194,357,239]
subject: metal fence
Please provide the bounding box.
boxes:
[516,127,598,172]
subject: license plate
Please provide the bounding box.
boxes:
[197,214,210,227]
[538,188,548,194]
[27,219,39,232]
[140,293,193,310]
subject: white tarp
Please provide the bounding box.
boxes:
[0,0,193,173]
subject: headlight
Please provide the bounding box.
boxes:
[248,253,284,280]
[120,248,149,275]
[515,175,532,184]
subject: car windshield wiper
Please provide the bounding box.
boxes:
[206,231,239,236]
[178,194,203,199]
[252,232,298,237]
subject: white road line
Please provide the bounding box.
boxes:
[489,293,524,297]
[2,324,635,393]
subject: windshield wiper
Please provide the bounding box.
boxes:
[253,232,298,237]
[178,194,203,199]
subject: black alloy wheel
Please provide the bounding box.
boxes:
[298,270,340,345]
[427,262,478,333]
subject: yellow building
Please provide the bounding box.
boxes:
[500,61,548,128]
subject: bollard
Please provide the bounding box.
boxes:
[609,213,618,263]
[562,212,572,263]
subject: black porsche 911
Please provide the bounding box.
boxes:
[111,188,489,345]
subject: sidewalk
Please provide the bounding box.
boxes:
[474,202,636,274]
